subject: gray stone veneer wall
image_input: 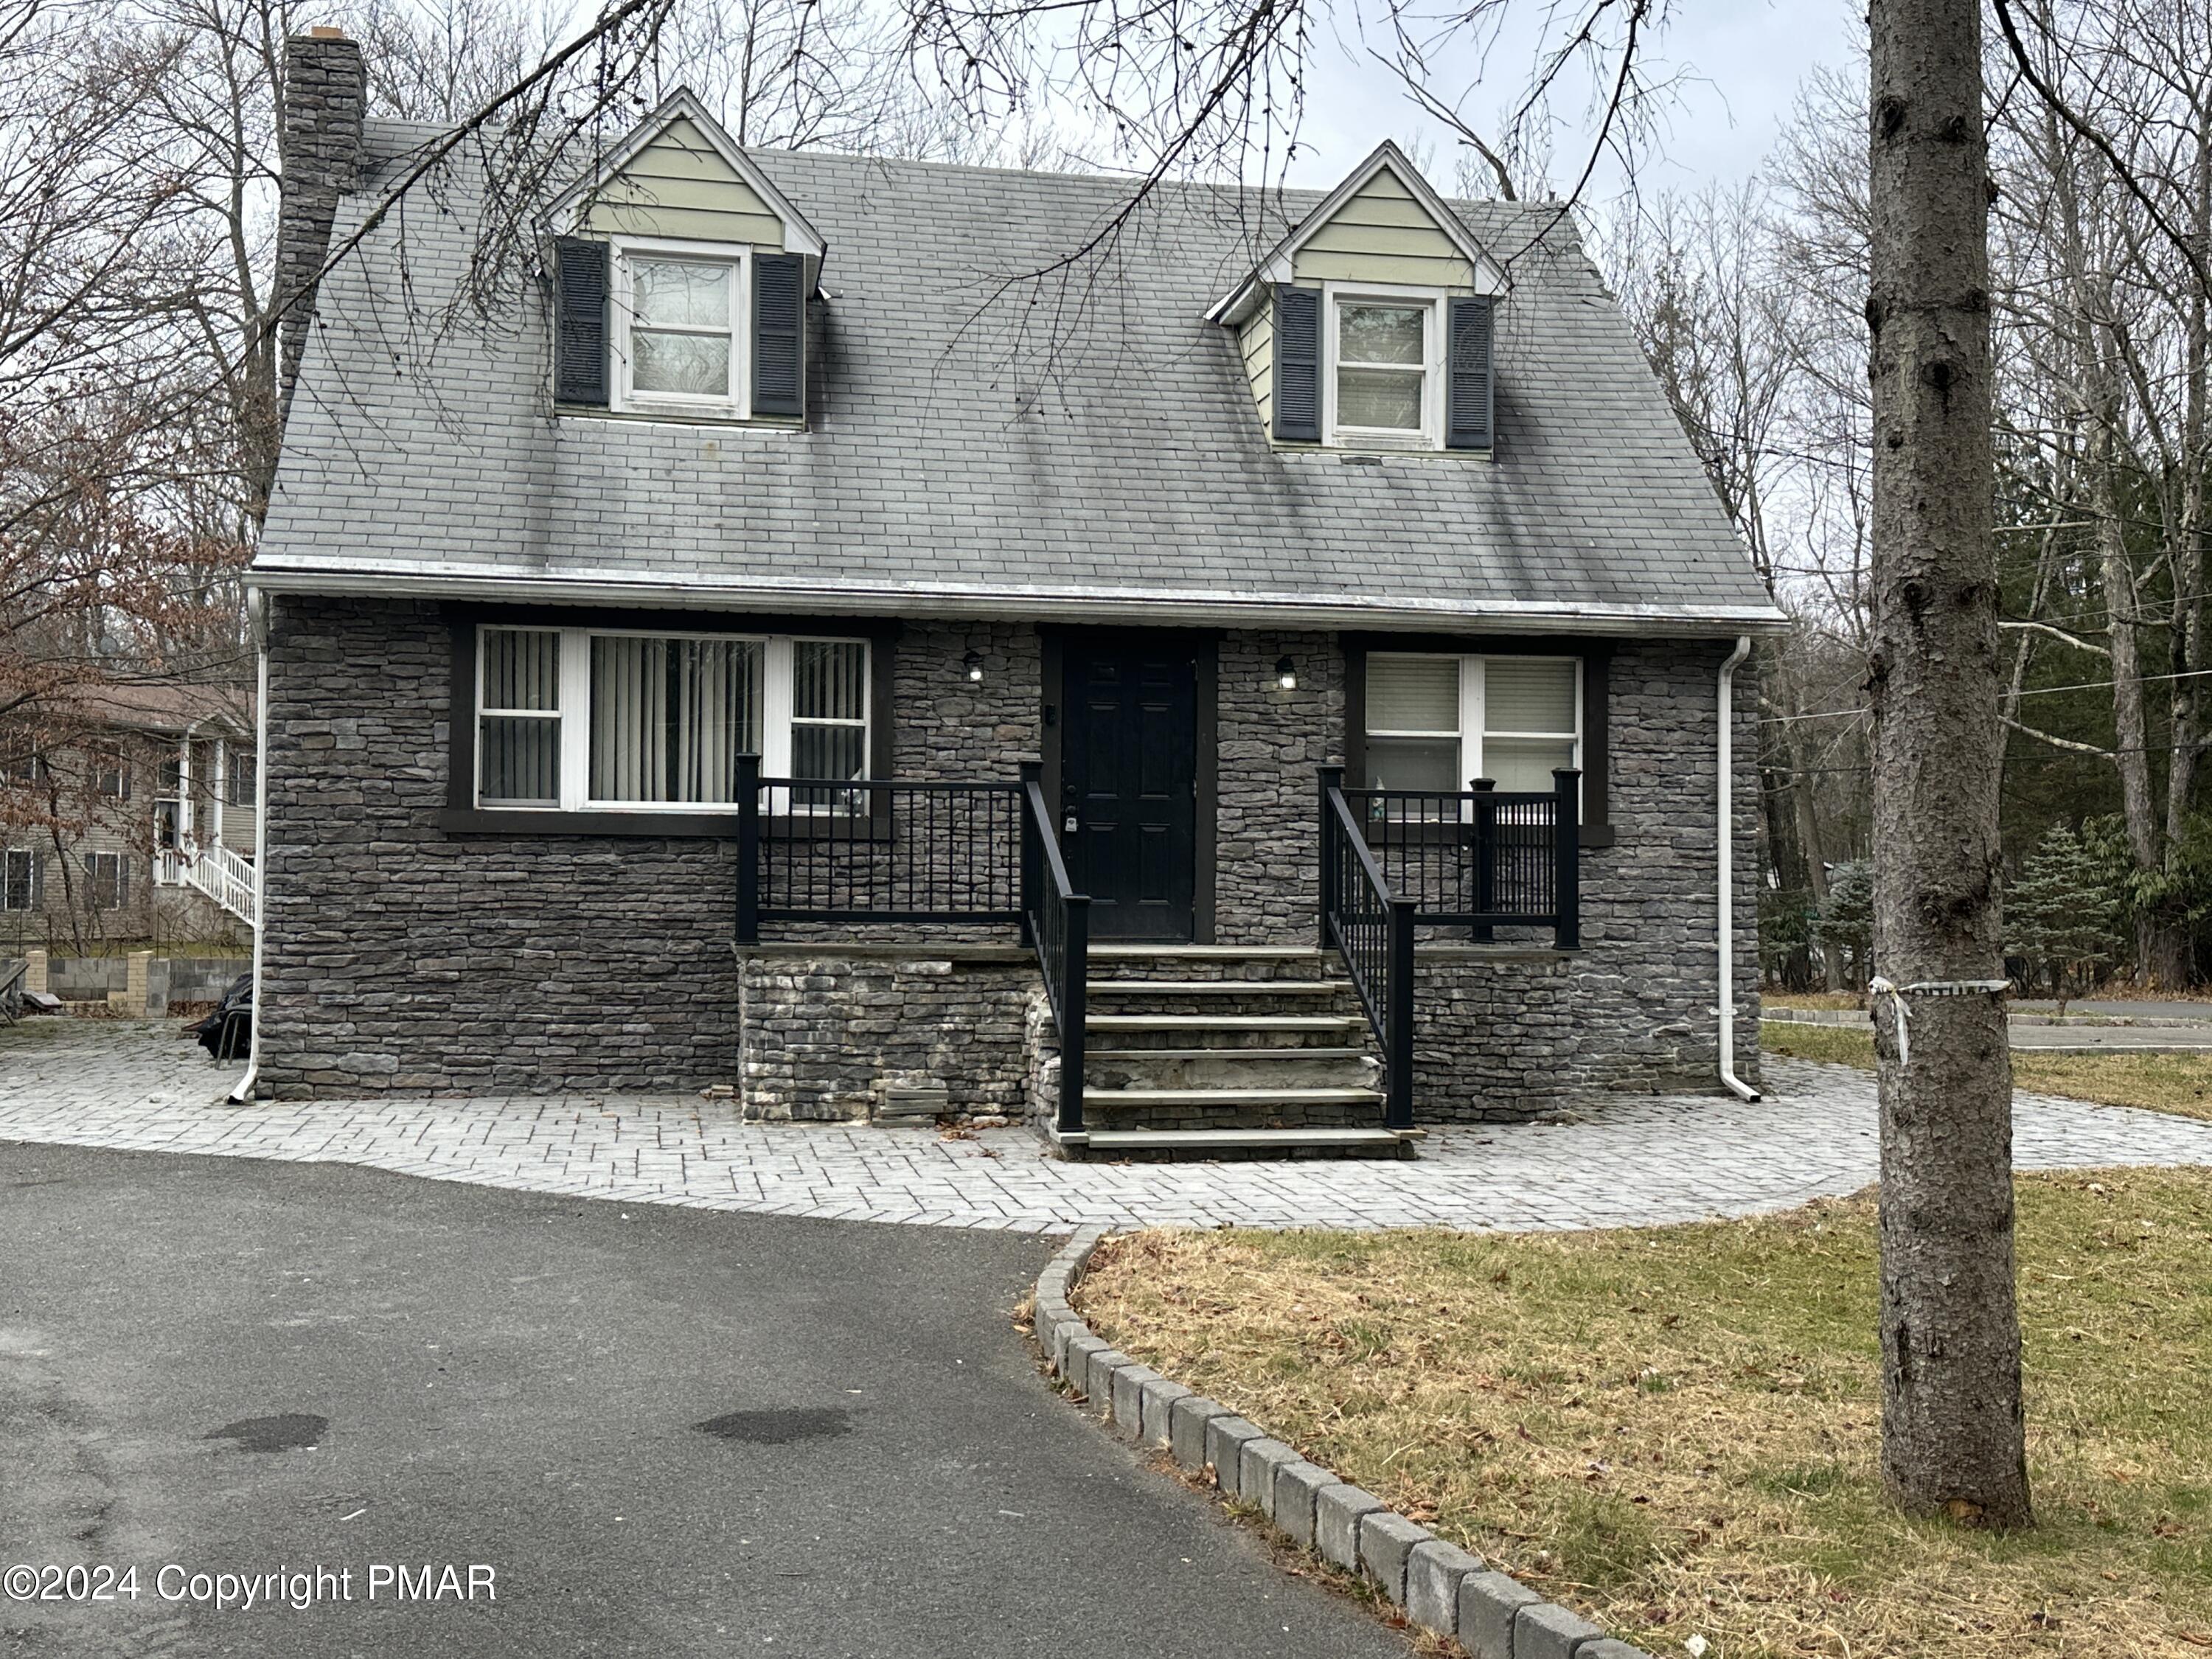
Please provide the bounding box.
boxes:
[257,596,742,1096]
[257,597,1756,1109]
[1409,637,1762,1110]
[1214,629,1345,945]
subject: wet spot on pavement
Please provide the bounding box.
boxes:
[206,1413,328,1453]
[694,1408,851,1445]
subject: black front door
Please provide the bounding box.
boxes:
[1062,635,1198,941]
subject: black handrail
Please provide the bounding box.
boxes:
[1,957,26,1026]
[1318,768,1415,1131]
[1020,765,1089,1135]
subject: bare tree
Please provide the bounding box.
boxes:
[1865,0,2030,1526]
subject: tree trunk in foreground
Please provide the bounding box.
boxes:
[1865,0,2032,1528]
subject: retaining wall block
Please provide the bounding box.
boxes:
[1203,1415,1266,1498]
[1268,1460,1335,1549]
[1086,1352,1132,1419]
[1405,1540,1484,1638]
[1110,1366,1161,1442]
[1137,1376,1192,1449]
[1456,1571,1543,1659]
[1237,1437,1301,1518]
[1515,1600,1610,1659]
[1315,1484,1387,1573]
[1579,1642,1658,1659]
[1357,1511,1432,1605]
[1169,1397,1233,1473]
[1062,1334,1109,1401]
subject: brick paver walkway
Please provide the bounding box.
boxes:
[7,1020,2212,1233]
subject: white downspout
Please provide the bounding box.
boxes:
[1717,635,1760,1102]
[226,596,270,1105]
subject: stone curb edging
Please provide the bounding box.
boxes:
[1031,1227,1655,1659]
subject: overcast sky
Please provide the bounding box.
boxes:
[1282,0,1860,195]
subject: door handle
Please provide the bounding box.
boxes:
[1063,814,1079,834]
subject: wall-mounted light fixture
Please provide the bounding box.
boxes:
[1275,655,1298,692]
[963,650,984,684]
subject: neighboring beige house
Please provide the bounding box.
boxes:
[0,683,258,952]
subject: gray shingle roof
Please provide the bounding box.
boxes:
[254,122,1782,633]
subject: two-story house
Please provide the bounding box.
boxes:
[1,682,258,951]
[241,30,1783,1154]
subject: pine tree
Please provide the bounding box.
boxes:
[2006,824,2125,1003]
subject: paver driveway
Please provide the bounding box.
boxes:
[7,1019,2212,1233]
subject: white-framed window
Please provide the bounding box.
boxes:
[1324,284,1446,451]
[475,626,870,813]
[1,848,37,911]
[87,850,128,911]
[611,236,749,419]
[1364,653,1581,796]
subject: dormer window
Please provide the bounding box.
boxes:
[1327,289,1445,449]
[545,91,824,425]
[613,238,749,417]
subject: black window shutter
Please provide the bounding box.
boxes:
[1447,295,1496,451]
[753,253,806,419]
[1271,285,1322,443]
[553,237,610,407]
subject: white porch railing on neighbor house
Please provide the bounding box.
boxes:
[158,842,257,929]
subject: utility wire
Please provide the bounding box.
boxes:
[1759,661,2212,726]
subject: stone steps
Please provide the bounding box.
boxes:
[1056,949,1395,1158]
[1085,978,1342,997]
[1060,1126,1411,1158]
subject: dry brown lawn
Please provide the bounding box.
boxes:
[1076,1170,2212,1659]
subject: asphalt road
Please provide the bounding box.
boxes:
[0,1141,1408,1659]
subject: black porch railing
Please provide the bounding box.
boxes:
[1318,765,1582,1131]
[731,755,1090,1135]
[1020,767,1088,1134]
[1318,771,1415,1130]
[1342,770,1581,948]
[734,754,1025,931]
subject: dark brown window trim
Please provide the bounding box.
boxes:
[1342,633,1615,849]
[437,807,740,838]
[435,807,898,839]
[445,604,897,827]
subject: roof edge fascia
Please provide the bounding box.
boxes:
[1205,141,1509,327]
[246,560,1790,637]
[543,88,828,262]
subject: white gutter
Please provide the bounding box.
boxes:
[226,596,271,1105]
[1717,634,1759,1102]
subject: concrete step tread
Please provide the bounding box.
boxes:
[1088,945,1325,960]
[1085,1046,1371,1062]
[1082,1085,1385,1106]
[1085,1014,1366,1032]
[1070,1127,1408,1150]
[1085,979,1343,995]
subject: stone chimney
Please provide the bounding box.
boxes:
[274,27,366,411]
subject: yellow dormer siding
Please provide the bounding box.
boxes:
[1290,169,1478,291]
[580,117,787,246]
[1239,306,1274,433]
